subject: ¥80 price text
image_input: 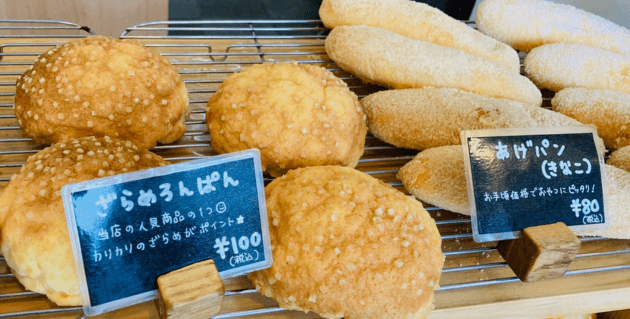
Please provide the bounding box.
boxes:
[570,198,602,224]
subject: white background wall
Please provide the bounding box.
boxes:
[470,0,630,28]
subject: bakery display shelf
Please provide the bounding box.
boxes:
[1,19,630,319]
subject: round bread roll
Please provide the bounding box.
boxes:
[398,146,469,215]
[477,0,630,54]
[609,146,630,172]
[325,25,542,107]
[552,88,630,149]
[524,43,630,94]
[0,136,167,306]
[249,166,443,319]
[319,0,520,72]
[361,88,537,150]
[14,36,190,150]
[206,62,366,177]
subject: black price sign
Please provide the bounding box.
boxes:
[62,150,271,316]
[461,127,608,243]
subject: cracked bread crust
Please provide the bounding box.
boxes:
[249,166,443,319]
[0,136,167,305]
[14,36,189,150]
[206,62,366,177]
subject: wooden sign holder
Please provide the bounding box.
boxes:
[155,259,225,319]
[497,222,581,282]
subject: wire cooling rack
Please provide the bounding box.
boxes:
[1,20,630,319]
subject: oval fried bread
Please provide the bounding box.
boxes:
[552,88,630,149]
[398,146,469,215]
[524,43,630,94]
[361,88,537,150]
[578,164,630,239]
[320,0,520,72]
[609,146,630,173]
[477,0,630,54]
[325,25,542,106]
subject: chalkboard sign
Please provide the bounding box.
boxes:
[461,127,608,243]
[62,149,271,316]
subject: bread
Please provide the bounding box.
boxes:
[398,146,469,215]
[518,103,588,127]
[325,25,542,106]
[14,36,190,150]
[517,103,607,152]
[361,88,537,150]
[524,43,630,94]
[249,166,443,319]
[399,147,629,240]
[552,88,630,149]
[578,164,630,239]
[319,0,520,72]
[609,146,630,172]
[477,0,630,54]
[206,62,366,177]
[0,136,167,306]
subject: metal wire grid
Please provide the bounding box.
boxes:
[0,20,629,319]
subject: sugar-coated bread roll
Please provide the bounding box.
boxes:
[518,103,607,151]
[552,88,630,149]
[361,88,537,150]
[477,0,630,54]
[249,166,443,319]
[14,36,190,150]
[398,146,469,215]
[0,136,167,306]
[320,0,520,72]
[524,43,630,94]
[609,146,630,173]
[399,147,630,239]
[578,164,630,239]
[519,103,586,127]
[326,26,542,107]
[206,62,366,177]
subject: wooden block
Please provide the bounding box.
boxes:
[155,259,224,319]
[497,222,580,282]
[601,309,630,319]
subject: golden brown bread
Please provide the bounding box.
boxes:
[518,103,607,151]
[552,88,630,149]
[398,146,469,215]
[206,62,366,177]
[524,43,630,94]
[249,166,443,319]
[609,146,630,173]
[319,0,520,72]
[14,36,189,150]
[325,25,542,106]
[0,136,167,306]
[519,103,587,127]
[477,0,630,54]
[361,88,537,150]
